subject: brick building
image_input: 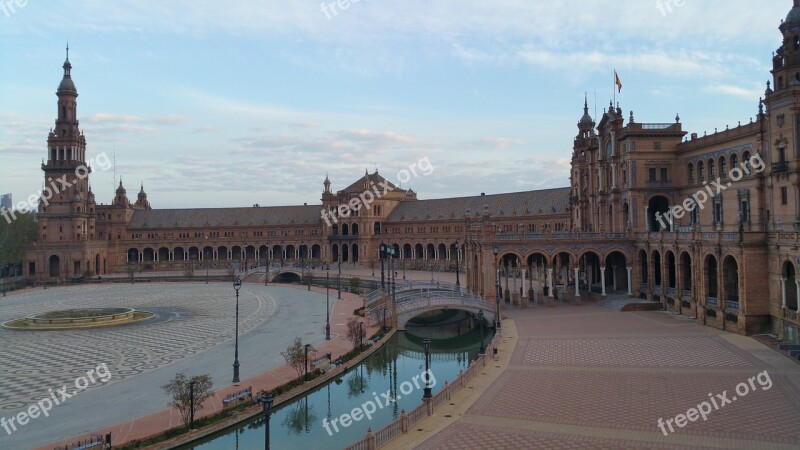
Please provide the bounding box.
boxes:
[24,3,800,340]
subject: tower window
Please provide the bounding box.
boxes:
[782,187,789,205]
[794,35,799,50]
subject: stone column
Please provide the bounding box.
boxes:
[574,267,580,296]
[548,268,554,298]
[626,267,632,295]
[781,276,787,309]
[612,265,618,291]
[600,266,607,296]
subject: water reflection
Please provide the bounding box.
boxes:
[181,321,492,450]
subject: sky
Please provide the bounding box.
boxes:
[0,0,791,209]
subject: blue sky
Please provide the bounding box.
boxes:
[0,0,790,209]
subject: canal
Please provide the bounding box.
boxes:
[180,316,493,449]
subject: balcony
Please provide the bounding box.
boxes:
[706,297,718,307]
[327,235,359,241]
[667,287,676,296]
[773,161,789,173]
[682,289,692,299]
[725,301,740,311]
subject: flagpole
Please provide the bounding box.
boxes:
[613,69,616,109]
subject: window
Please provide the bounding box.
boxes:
[688,164,694,184]
[660,168,668,182]
[719,157,727,178]
[708,159,715,179]
[713,196,723,224]
[649,168,657,182]
[781,187,789,205]
[731,153,739,169]
[698,161,705,183]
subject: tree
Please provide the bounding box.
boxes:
[161,373,214,429]
[0,211,38,275]
[349,276,361,294]
[346,317,365,349]
[281,337,315,378]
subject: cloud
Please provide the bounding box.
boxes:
[703,83,764,101]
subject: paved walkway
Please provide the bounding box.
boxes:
[388,302,800,449]
[0,281,372,450]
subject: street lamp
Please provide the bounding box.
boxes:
[265,250,269,286]
[254,392,274,450]
[454,242,461,287]
[189,379,196,430]
[337,251,342,300]
[304,343,311,381]
[493,245,501,329]
[325,268,331,340]
[477,310,485,355]
[422,338,432,398]
[232,276,242,383]
[380,243,386,290]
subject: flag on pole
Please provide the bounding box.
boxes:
[615,70,623,93]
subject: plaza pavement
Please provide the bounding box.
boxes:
[0,279,371,450]
[388,301,800,449]
[14,266,442,450]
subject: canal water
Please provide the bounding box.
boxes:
[180,319,492,450]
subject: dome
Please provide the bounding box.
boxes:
[579,112,593,125]
[788,3,800,23]
[58,76,77,93]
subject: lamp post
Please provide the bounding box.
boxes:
[477,310,485,355]
[232,276,242,383]
[359,321,365,349]
[254,392,274,450]
[325,268,331,340]
[337,252,342,300]
[265,251,269,286]
[189,379,196,430]
[422,338,432,398]
[380,243,386,290]
[493,245,501,328]
[454,242,460,287]
[304,343,311,381]
[1,245,6,297]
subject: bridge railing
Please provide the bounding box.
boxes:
[365,280,464,306]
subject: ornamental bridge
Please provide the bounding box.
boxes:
[365,280,496,331]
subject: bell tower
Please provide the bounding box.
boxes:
[38,46,96,243]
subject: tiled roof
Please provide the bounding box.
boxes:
[386,187,571,222]
[340,171,404,194]
[127,205,321,229]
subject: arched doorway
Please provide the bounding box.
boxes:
[785,262,798,310]
[680,252,692,295]
[49,255,60,278]
[604,251,628,293]
[648,195,671,231]
[638,249,648,287]
[723,256,739,306]
[705,255,718,301]
[351,243,359,263]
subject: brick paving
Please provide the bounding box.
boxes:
[407,302,800,450]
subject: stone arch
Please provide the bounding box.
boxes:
[49,255,61,278]
[783,260,798,310]
[705,254,718,300]
[722,255,739,304]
